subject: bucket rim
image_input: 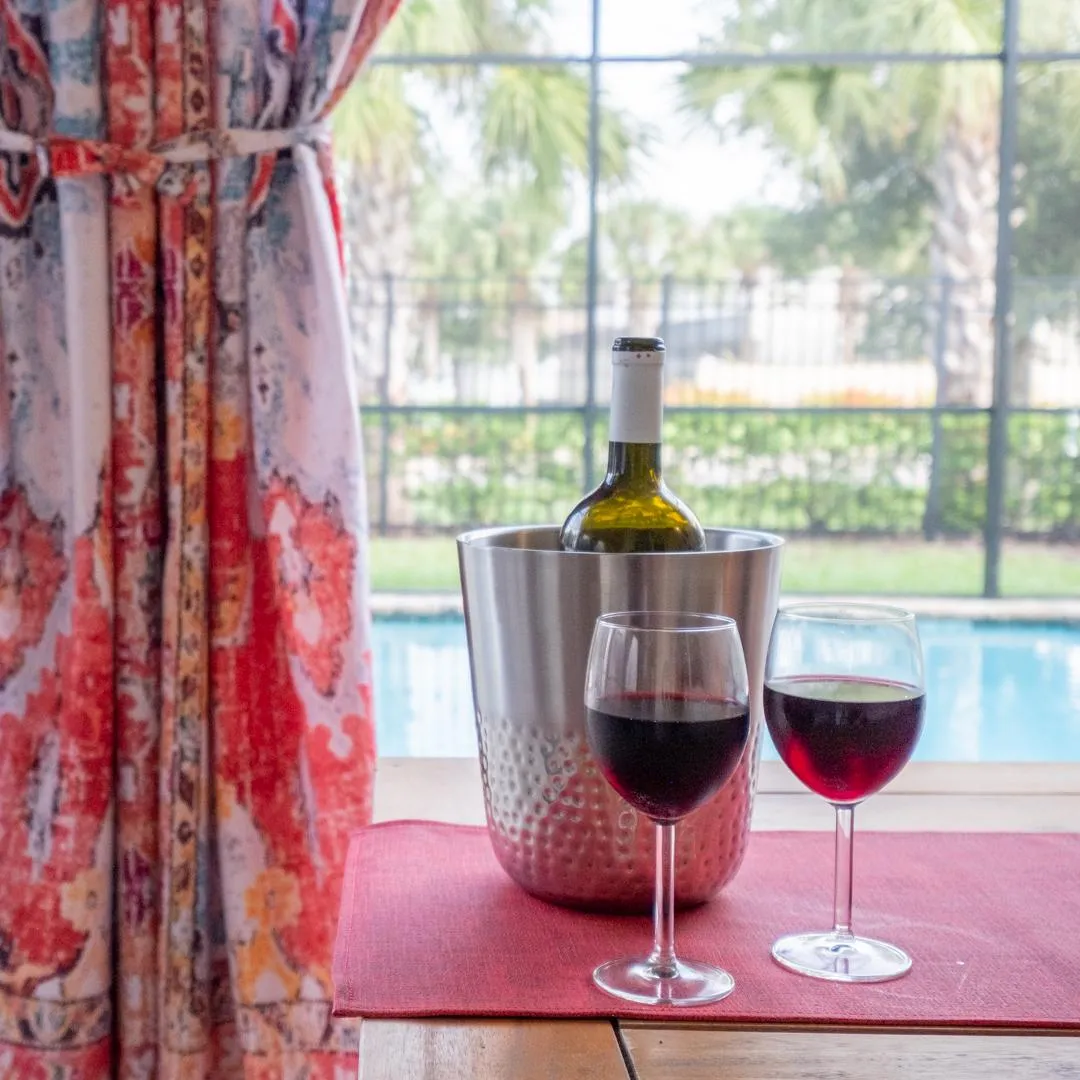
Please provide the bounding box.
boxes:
[455,523,785,553]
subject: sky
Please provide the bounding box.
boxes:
[547,0,796,221]
[372,0,800,225]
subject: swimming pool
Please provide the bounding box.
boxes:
[370,615,1080,762]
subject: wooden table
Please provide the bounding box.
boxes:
[355,758,1080,1079]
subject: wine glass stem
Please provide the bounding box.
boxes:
[832,804,855,941]
[648,822,678,978]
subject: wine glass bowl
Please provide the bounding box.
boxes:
[763,677,924,805]
[764,602,925,982]
[584,610,750,1005]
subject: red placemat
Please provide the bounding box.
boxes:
[332,822,1080,1027]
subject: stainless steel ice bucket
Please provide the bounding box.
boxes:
[457,525,784,912]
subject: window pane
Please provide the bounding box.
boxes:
[1000,540,1080,596]
[335,62,590,407]
[596,61,1001,409]
[986,60,1079,596]
[1003,61,1080,597]
[663,411,989,596]
[589,60,999,596]
[362,411,586,531]
[1002,413,1080,546]
[600,0,1002,58]
[1013,63,1080,411]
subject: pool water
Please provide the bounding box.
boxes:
[370,615,1080,762]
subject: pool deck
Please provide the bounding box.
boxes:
[372,591,1080,621]
[372,757,1080,829]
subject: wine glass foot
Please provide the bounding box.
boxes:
[771,931,911,982]
[592,957,735,1006]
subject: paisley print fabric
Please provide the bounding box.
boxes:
[0,0,398,1076]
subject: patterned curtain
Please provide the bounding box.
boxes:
[0,0,399,1076]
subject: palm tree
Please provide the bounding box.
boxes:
[679,0,1002,405]
[332,0,488,403]
[334,0,635,407]
[424,63,634,405]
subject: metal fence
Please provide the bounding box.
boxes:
[351,272,1080,408]
[354,271,1080,574]
[356,0,1080,596]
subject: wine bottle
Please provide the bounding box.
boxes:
[559,336,706,553]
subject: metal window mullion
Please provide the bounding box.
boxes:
[379,272,394,536]
[359,405,991,416]
[984,0,1020,597]
[368,49,1014,67]
[582,0,603,492]
[1015,50,1080,63]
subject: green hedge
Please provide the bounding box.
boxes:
[1008,413,1080,539]
[362,409,1080,540]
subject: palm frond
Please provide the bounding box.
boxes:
[870,0,1000,53]
[479,63,642,190]
[480,66,585,189]
[378,0,484,56]
[333,67,420,171]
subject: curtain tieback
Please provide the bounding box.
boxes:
[0,123,329,194]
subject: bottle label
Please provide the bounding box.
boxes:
[610,352,663,444]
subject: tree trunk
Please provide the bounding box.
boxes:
[509,276,542,485]
[627,278,659,338]
[924,110,1000,539]
[418,281,443,388]
[510,276,540,406]
[837,262,867,367]
[338,158,416,528]
[929,113,1000,407]
[339,157,418,405]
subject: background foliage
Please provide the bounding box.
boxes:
[342,0,1080,589]
[364,409,1080,539]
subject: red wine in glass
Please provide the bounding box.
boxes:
[586,692,751,822]
[764,676,925,803]
[763,602,926,983]
[583,610,749,1006]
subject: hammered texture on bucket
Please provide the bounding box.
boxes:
[476,710,761,912]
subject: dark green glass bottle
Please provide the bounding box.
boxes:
[559,336,706,553]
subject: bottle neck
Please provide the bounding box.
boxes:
[608,353,663,445]
[606,441,663,486]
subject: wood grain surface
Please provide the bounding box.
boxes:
[620,1027,1080,1080]
[356,1020,628,1080]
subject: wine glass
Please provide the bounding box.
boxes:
[763,602,926,982]
[584,610,751,1006]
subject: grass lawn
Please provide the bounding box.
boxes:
[368,535,1080,597]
